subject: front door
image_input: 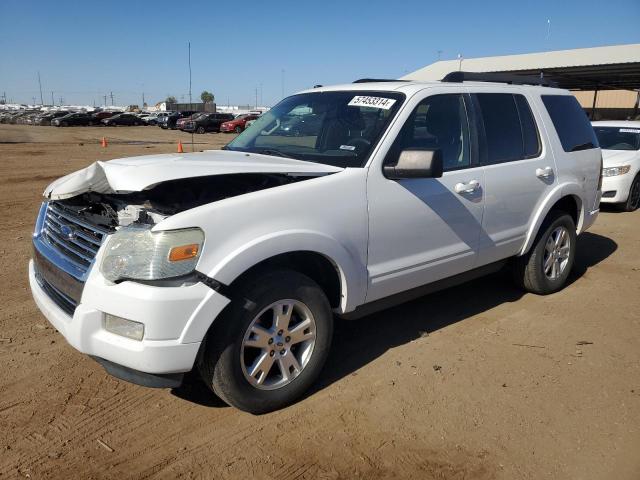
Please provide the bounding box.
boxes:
[366,93,485,303]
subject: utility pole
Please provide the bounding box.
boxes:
[142,91,145,107]
[59,96,63,105]
[255,87,258,109]
[260,83,263,106]
[32,96,37,105]
[188,42,192,110]
[103,94,107,107]
[109,91,115,106]
[437,50,443,60]
[37,71,44,105]
[51,91,54,106]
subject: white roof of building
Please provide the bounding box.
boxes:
[402,44,640,88]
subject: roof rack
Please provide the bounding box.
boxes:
[352,78,408,83]
[441,71,557,87]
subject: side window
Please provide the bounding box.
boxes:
[514,94,541,158]
[541,95,598,152]
[475,93,523,164]
[388,94,470,171]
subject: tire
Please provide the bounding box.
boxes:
[199,269,333,414]
[60,121,68,127]
[512,210,576,295]
[621,174,640,212]
[234,126,243,134]
[196,126,206,134]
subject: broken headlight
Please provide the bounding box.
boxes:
[100,226,204,282]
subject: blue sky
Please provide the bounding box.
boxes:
[1,0,639,107]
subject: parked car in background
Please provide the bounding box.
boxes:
[150,112,172,126]
[176,113,206,131]
[102,113,147,126]
[30,75,601,413]
[37,111,70,126]
[220,113,260,133]
[161,111,198,130]
[182,113,234,133]
[592,121,640,211]
[91,111,117,123]
[52,112,97,127]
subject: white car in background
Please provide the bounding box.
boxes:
[592,121,640,211]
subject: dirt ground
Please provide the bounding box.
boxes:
[0,124,638,480]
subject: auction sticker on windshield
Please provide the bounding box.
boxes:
[348,96,397,110]
[620,128,640,133]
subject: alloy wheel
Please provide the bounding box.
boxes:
[240,299,317,390]
[543,226,571,280]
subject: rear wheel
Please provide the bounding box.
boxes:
[621,174,640,212]
[197,126,206,134]
[513,211,576,295]
[234,125,243,134]
[199,270,333,414]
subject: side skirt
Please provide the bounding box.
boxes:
[340,260,507,320]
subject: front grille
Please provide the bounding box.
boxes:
[34,268,77,315]
[42,202,110,275]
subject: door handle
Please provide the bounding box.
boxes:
[454,180,480,194]
[536,166,554,178]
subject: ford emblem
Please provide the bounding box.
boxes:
[60,224,76,240]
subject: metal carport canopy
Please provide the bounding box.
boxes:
[402,44,640,91]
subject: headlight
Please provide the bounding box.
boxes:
[602,165,631,177]
[100,226,204,282]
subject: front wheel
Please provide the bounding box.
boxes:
[234,125,243,134]
[621,174,640,212]
[512,211,576,295]
[199,270,333,414]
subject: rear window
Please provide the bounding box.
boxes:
[475,93,541,164]
[541,95,598,152]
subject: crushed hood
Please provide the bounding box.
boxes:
[44,150,343,200]
[601,149,639,167]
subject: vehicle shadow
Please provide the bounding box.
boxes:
[173,231,616,408]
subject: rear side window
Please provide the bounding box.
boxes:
[475,93,541,165]
[541,95,598,152]
[514,95,541,158]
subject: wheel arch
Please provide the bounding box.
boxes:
[204,231,367,314]
[520,185,583,256]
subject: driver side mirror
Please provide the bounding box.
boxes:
[383,149,443,179]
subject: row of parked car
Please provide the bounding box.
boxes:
[158,111,261,134]
[0,109,264,134]
[0,109,150,127]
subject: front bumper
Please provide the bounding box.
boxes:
[600,174,634,203]
[29,254,230,375]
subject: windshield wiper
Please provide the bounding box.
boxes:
[254,148,295,159]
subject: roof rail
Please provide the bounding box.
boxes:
[441,71,557,87]
[352,78,407,83]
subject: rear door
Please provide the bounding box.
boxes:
[471,91,557,264]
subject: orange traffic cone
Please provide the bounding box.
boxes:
[177,141,184,153]
[101,137,108,148]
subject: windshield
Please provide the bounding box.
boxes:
[593,126,640,151]
[225,91,405,167]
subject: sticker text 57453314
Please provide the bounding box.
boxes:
[348,96,397,110]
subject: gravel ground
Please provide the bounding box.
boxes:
[0,124,639,480]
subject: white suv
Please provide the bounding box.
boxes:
[592,121,640,211]
[30,73,602,413]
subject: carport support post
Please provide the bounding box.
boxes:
[590,88,599,120]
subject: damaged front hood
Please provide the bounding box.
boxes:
[44,150,343,200]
